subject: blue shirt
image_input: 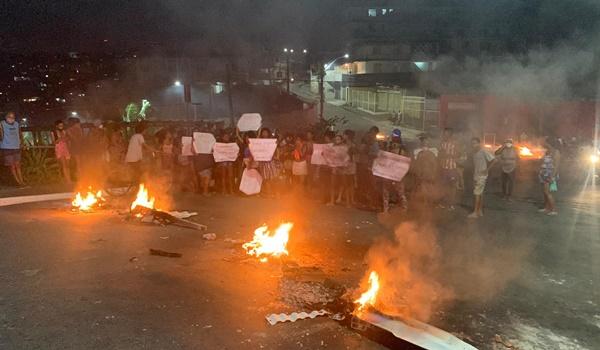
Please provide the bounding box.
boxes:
[0,120,20,150]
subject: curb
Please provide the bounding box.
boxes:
[0,192,73,207]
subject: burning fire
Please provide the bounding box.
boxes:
[242,222,293,262]
[72,189,104,211]
[354,271,380,313]
[519,146,534,157]
[130,184,155,210]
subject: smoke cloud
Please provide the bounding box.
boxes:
[360,221,533,322]
[422,39,599,100]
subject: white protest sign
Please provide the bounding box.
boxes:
[323,144,350,168]
[181,136,193,156]
[248,138,277,161]
[237,113,262,132]
[311,143,332,165]
[372,151,411,182]
[239,168,262,195]
[193,132,216,154]
[213,142,240,162]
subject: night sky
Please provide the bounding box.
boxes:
[1,0,599,55]
[0,0,339,54]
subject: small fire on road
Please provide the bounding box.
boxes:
[354,271,380,315]
[243,222,293,262]
[130,184,155,211]
[72,188,104,212]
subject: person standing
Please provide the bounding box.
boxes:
[412,135,438,207]
[125,122,155,183]
[538,137,561,216]
[381,129,408,213]
[53,120,72,183]
[468,137,497,218]
[438,128,459,209]
[66,117,84,180]
[291,136,308,189]
[0,112,25,186]
[495,139,519,201]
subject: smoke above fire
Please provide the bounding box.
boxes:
[361,221,532,322]
[421,37,598,100]
[361,222,453,321]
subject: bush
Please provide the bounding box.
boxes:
[22,148,61,185]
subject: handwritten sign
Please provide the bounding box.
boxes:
[323,144,350,168]
[193,132,216,154]
[181,136,193,156]
[372,151,411,182]
[249,138,277,161]
[310,143,332,165]
[213,142,240,162]
[237,113,262,132]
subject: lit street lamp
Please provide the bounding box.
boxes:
[283,47,308,94]
[324,54,350,70]
[174,80,182,87]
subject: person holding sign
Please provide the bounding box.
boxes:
[379,129,409,213]
[255,128,279,196]
[215,130,237,195]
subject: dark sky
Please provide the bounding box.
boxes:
[0,0,341,54]
[1,0,599,55]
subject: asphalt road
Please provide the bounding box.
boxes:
[0,170,599,349]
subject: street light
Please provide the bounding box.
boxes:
[283,48,288,53]
[71,111,77,116]
[174,80,182,87]
[324,54,350,70]
[303,49,308,54]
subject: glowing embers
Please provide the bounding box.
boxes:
[243,223,293,262]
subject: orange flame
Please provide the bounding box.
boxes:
[242,222,293,262]
[519,146,534,157]
[355,271,380,313]
[72,189,104,211]
[130,184,155,210]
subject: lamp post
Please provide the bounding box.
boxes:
[283,48,307,94]
[318,53,349,120]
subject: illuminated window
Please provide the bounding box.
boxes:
[368,9,376,17]
[381,9,387,15]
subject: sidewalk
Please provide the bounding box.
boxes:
[0,183,74,198]
[290,83,424,141]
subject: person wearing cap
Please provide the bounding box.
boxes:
[495,138,519,201]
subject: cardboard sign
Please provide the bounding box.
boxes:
[237,113,262,132]
[213,142,240,162]
[323,144,350,168]
[239,168,262,195]
[193,132,216,154]
[248,138,277,161]
[372,151,411,182]
[310,143,332,165]
[181,136,193,156]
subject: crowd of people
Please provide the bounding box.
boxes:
[0,111,571,218]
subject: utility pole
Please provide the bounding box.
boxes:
[226,62,235,127]
[286,54,290,94]
[318,64,325,120]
